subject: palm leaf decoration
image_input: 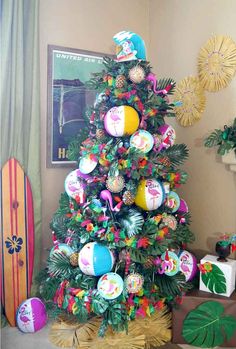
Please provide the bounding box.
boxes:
[129,306,172,348]
[118,208,144,237]
[201,264,226,294]
[49,318,82,348]
[162,144,189,167]
[204,129,223,148]
[156,273,187,298]
[182,301,236,347]
[48,252,72,278]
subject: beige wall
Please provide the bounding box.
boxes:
[40,0,236,263]
[149,0,236,257]
[39,0,149,263]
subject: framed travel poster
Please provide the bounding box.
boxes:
[47,45,112,167]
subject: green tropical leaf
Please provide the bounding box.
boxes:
[128,248,147,264]
[91,292,109,314]
[48,252,73,278]
[201,264,226,294]
[204,129,223,148]
[118,208,144,237]
[162,144,189,167]
[156,273,186,298]
[182,301,236,347]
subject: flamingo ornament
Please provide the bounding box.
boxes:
[100,190,123,212]
[146,73,174,95]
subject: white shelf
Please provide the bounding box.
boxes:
[222,151,236,172]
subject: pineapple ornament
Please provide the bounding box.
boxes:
[122,190,135,205]
[96,128,106,140]
[106,175,125,193]
[129,65,146,84]
[70,252,79,267]
[144,256,155,269]
[115,74,126,88]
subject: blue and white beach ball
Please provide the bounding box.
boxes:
[78,242,115,276]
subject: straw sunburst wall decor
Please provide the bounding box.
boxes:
[49,306,171,349]
[173,76,206,127]
[198,35,236,92]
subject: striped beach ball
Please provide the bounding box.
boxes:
[78,242,115,276]
[135,178,165,211]
[104,105,139,137]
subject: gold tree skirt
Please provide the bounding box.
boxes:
[49,306,172,349]
[198,35,236,92]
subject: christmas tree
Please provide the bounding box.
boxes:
[39,31,195,345]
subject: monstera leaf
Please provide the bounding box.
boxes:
[182,301,236,348]
[201,264,226,294]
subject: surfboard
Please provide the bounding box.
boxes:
[0,158,34,326]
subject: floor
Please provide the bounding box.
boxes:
[0,323,232,349]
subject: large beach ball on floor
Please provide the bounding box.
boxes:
[16,297,47,333]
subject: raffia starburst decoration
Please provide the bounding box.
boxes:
[198,35,236,92]
[173,76,206,127]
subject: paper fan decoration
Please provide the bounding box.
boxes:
[198,35,236,92]
[173,76,206,127]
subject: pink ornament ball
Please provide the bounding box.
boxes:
[16,297,47,333]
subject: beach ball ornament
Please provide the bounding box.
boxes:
[113,30,146,62]
[178,198,189,213]
[158,251,180,276]
[179,250,197,281]
[165,191,180,213]
[130,130,154,153]
[135,178,165,211]
[50,243,74,258]
[65,169,86,204]
[157,124,176,151]
[97,272,124,300]
[104,106,139,137]
[16,297,47,333]
[79,154,98,174]
[78,242,115,276]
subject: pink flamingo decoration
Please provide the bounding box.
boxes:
[147,181,160,209]
[109,108,121,136]
[100,190,123,212]
[180,255,190,273]
[146,73,174,95]
[19,305,30,328]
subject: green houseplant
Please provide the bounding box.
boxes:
[204,118,236,155]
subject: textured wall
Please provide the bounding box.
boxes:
[149,0,236,257]
[39,0,149,264]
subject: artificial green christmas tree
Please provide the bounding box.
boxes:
[39,31,195,346]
